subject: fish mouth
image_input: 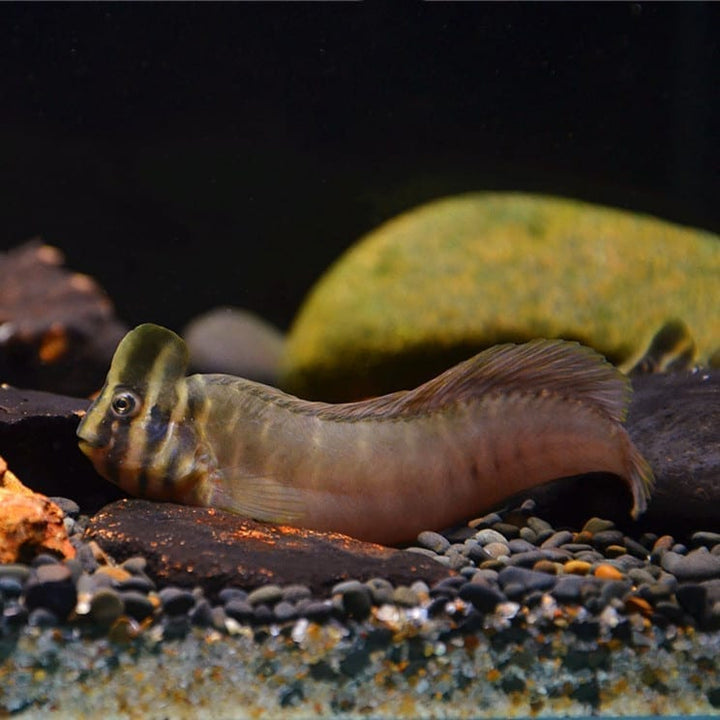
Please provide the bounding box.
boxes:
[77,438,97,458]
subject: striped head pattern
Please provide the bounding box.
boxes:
[77,324,205,502]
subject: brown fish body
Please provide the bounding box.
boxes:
[191,380,644,544]
[77,325,653,545]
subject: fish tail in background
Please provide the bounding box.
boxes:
[622,429,655,518]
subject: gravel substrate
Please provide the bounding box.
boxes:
[1,498,719,718]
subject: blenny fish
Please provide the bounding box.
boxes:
[77,324,653,545]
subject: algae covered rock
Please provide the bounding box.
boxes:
[281,193,719,400]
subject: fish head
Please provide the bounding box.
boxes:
[77,323,204,501]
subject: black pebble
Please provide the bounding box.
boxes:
[459,581,506,613]
[28,607,59,628]
[190,599,214,627]
[163,614,190,640]
[341,587,372,621]
[115,576,156,594]
[303,601,333,623]
[119,591,155,622]
[224,598,254,623]
[676,584,708,624]
[498,566,557,593]
[253,604,274,625]
[0,577,23,599]
[24,564,77,620]
[158,587,196,616]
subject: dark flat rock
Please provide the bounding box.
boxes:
[0,385,124,513]
[84,499,454,599]
[0,240,127,396]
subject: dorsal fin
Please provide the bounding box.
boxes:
[290,339,631,424]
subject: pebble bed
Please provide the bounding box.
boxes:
[1,497,719,718]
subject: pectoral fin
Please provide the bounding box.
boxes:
[206,472,306,525]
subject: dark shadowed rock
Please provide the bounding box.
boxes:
[0,240,127,396]
[0,385,124,513]
[84,499,454,599]
[517,370,720,537]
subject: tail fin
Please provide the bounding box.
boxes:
[622,430,655,518]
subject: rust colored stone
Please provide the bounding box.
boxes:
[594,563,624,581]
[0,454,34,496]
[85,500,453,599]
[0,483,76,563]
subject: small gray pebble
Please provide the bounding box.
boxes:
[474,529,509,546]
[519,499,536,513]
[691,531,720,548]
[507,538,536,554]
[365,578,394,605]
[0,564,31,583]
[519,527,538,544]
[581,517,616,534]
[470,512,503,528]
[527,517,553,535]
[541,531,574,549]
[282,584,312,603]
[662,549,720,582]
[498,566,556,593]
[507,550,550,568]
[218,587,248,605]
[405,547,438,559]
[247,584,283,606]
[274,600,297,622]
[492,522,520,539]
[416,530,451,554]
[121,557,148,575]
[332,579,365,595]
[225,598,254,622]
[49,497,80,518]
[392,586,419,607]
[483,542,510,559]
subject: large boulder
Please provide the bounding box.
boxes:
[281,193,719,401]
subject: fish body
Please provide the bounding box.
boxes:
[77,324,654,545]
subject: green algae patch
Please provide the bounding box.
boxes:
[281,193,719,401]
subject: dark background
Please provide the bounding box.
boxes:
[1,3,717,333]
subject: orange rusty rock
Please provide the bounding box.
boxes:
[0,455,35,496]
[625,595,654,617]
[38,324,69,364]
[0,487,75,563]
[594,563,625,581]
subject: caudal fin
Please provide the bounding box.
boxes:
[622,430,654,518]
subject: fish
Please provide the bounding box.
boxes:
[77,323,654,545]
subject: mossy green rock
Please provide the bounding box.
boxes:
[282,193,719,401]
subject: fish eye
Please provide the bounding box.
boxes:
[111,390,141,418]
